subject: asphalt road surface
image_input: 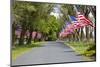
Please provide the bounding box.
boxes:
[12,41,89,66]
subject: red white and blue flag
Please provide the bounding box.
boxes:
[59,12,95,38]
[69,16,82,29]
[77,12,95,27]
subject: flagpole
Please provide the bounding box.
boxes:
[73,5,81,41]
[68,15,72,23]
[73,5,78,13]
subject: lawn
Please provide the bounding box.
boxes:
[12,42,44,60]
[64,40,96,59]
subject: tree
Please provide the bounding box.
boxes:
[13,1,37,45]
[12,1,57,45]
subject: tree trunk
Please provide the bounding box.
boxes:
[12,23,16,48]
[80,27,85,41]
[19,29,25,45]
[27,30,33,44]
[85,26,90,41]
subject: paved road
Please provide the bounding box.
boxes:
[12,41,89,66]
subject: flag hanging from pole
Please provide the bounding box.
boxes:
[69,16,78,23]
[69,15,83,29]
[77,12,95,27]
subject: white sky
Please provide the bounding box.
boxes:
[50,4,63,19]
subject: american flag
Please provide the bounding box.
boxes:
[32,31,37,39]
[15,30,21,38]
[73,5,95,27]
[69,16,78,23]
[77,12,95,27]
[37,32,42,39]
[59,21,71,37]
[69,16,83,29]
[59,5,95,38]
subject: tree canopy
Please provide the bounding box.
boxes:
[12,1,96,47]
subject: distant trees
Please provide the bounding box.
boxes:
[77,5,96,41]
[13,1,37,45]
[12,1,63,47]
[12,1,96,47]
[59,4,96,42]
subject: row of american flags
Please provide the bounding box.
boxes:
[15,30,42,39]
[59,11,95,38]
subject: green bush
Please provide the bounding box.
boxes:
[66,40,96,57]
[26,41,43,47]
[82,50,96,57]
[83,44,96,57]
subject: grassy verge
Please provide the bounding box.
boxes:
[12,42,44,60]
[64,40,96,59]
[12,46,32,60]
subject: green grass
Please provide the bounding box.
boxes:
[12,42,44,60]
[26,41,44,47]
[64,41,96,57]
[12,46,32,60]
